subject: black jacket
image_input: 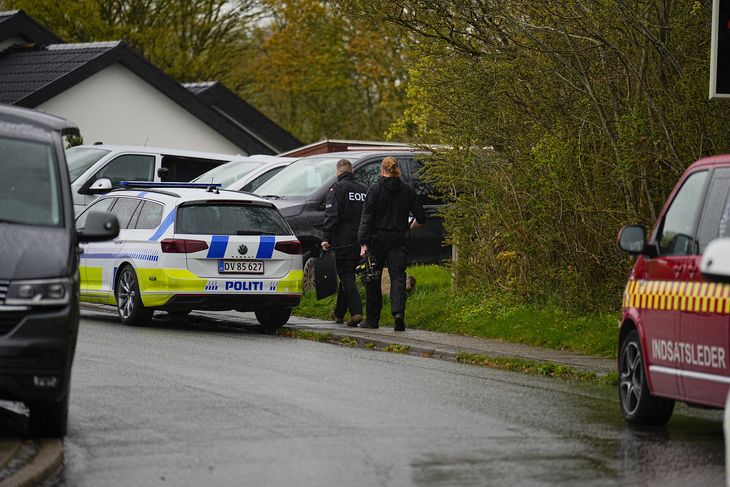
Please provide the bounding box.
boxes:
[322,172,368,259]
[358,176,426,249]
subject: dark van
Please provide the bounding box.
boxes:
[253,151,450,285]
[0,105,118,437]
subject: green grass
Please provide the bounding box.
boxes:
[294,265,619,358]
[275,327,617,385]
[383,343,411,354]
[456,352,618,385]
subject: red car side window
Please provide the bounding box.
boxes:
[657,170,708,256]
[697,168,730,253]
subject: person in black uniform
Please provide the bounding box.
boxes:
[358,156,426,331]
[321,159,368,326]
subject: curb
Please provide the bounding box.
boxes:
[80,304,615,377]
[283,323,614,378]
[310,329,457,361]
[0,439,63,487]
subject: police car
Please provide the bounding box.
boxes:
[75,182,303,331]
[617,155,730,424]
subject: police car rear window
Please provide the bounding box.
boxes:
[176,203,290,236]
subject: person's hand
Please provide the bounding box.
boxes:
[360,244,368,257]
[321,241,331,251]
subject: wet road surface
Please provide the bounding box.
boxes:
[43,309,725,486]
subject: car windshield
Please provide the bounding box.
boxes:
[254,156,344,198]
[192,159,265,187]
[176,203,291,235]
[0,136,62,226]
[66,147,110,182]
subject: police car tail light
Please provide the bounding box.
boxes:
[160,238,209,253]
[275,240,301,255]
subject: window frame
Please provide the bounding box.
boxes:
[130,200,165,230]
[108,197,143,229]
[91,153,156,187]
[653,169,710,257]
[75,197,117,231]
[353,158,382,189]
[696,166,730,253]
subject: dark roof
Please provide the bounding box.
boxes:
[0,10,61,45]
[184,81,302,154]
[0,42,118,104]
[0,41,274,154]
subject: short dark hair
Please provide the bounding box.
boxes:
[336,159,353,172]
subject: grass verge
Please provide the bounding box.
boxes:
[457,352,618,385]
[277,328,618,385]
[294,265,619,358]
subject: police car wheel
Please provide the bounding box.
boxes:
[116,266,154,326]
[618,330,674,425]
[303,255,316,292]
[255,307,292,334]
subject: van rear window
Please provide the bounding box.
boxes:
[176,203,290,236]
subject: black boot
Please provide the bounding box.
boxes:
[393,314,405,332]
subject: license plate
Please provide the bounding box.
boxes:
[218,260,264,274]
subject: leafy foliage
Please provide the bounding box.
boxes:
[237,0,411,142]
[338,0,730,310]
[4,0,258,85]
[4,0,410,143]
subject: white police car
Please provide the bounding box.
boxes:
[74,182,303,331]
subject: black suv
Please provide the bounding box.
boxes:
[0,105,118,437]
[253,151,450,284]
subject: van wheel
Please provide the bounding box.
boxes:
[302,253,316,292]
[29,393,68,438]
[255,307,292,334]
[618,330,674,425]
[116,266,153,326]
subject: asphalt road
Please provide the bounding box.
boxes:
[45,309,725,486]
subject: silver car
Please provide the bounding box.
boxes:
[193,155,297,192]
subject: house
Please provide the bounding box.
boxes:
[279,139,411,157]
[184,81,301,156]
[0,10,301,155]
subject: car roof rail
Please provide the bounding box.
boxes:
[110,187,181,198]
[120,181,222,189]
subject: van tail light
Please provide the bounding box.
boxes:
[160,238,209,253]
[275,240,301,255]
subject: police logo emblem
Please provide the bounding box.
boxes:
[238,244,248,255]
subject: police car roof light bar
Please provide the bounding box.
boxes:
[120,181,223,189]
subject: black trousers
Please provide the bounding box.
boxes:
[334,257,362,318]
[365,243,407,326]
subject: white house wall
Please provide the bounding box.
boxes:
[38,64,244,155]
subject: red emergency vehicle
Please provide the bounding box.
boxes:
[617,155,730,425]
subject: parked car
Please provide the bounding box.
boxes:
[253,150,450,287]
[66,144,241,213]
[192,155,297,192]
[75,182,303,332]
[617,154,730,425]
[0,105,119,437]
